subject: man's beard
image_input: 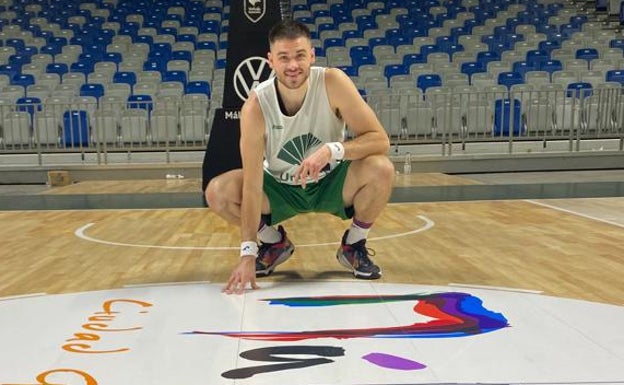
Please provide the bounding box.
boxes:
[277,68,310,90]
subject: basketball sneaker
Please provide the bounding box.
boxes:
[336,230,382,279]
[255,225,295,277]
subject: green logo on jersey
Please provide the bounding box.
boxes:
[277,133,323,165]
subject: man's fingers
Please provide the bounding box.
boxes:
[222,275,259,295]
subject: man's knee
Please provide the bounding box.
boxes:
[205,176,234,211]
[204,179,219,209]
[363,155,395,185]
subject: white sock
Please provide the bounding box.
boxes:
[346,220,372,244]
[257,224,282,244]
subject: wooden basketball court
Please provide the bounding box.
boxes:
[1,172,622,306]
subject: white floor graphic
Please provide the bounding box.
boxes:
[1,282,623,385]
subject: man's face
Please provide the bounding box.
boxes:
[268,36,315,90]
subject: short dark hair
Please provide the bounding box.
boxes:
[268,20,311,45]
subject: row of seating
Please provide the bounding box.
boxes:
[0,96,212,148]
[369,85,623,139]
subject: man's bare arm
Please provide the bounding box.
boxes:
[222,93,264,294]
[325,67,390,159]
[239,93,266,245]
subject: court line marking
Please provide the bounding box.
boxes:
[0,293,48,302]
[74,215,435,250]
[123,281,211,288]
[448,283,543,294]
[525,199,624,229]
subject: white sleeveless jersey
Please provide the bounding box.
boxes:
[254,66,345,185]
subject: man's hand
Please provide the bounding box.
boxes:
[293,144,332,188]
[222,256,259,294]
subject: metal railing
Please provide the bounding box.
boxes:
[365,85,624,155]
[1,86,623,165]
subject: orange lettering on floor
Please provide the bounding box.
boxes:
[62,298,152,354]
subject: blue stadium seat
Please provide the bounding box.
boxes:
[606,69,624,85]
[570,15,588,28]
[172,50,193,62]
[436,36,456,52]
[498,71,524,89]
[6,38,26,52]
[461,62,486,81]
[113,71,137,89]
[353,54,375,67]
[476,51,500,67]
[46,63,69,78]
[71,62,93,76]
[540,60,563,75]
[384,64,408,79]
[526,50,550,67]
[420,44,438,59]
[538,40,561,54]
[576,48,599,66]
[0,64,20,79]
[560,23,579,38]
[610,39,624,52]
[566,82,593,98]
[337,65,357,77]
[368,37,388,49]
[127,94,153,113]
[40,44,62,56]
[16,97,41,123]
[177,34,197,46]
[390,36,410,49]
[63,110,90,147]
[512,61,537,79]
[135,35,154,46]
[82,45,105,60]
[185,81,211,97]
[163,70,187,85]
[149,50,171,62]
[80,83,105,100]
[403,53,425,67]
[8,54,30,67]
[215,58,226,69]
[152,42,172,55]
[417,74,442,93]
[385,28,403,41]
[350,45,371,58]
[103,52,122,67]
[324,38,344,50]
[342,29,360,40]
[200,20,221,35]
[196,41,217,52]
[144,59,167,73]
[11,74,35,88]
[494,98,523,136]
[20,46,38,57]
[318,23,335,34]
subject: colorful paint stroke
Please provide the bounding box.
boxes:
[186,292,509,341]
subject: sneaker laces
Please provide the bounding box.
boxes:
[258,241,279,262]
[350,240,376,267]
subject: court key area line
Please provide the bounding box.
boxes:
[525,199,624,229]
[74,215,435,250]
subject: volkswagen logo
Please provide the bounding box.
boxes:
[233,56,274,102]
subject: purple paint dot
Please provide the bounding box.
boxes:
[362,352,426,371]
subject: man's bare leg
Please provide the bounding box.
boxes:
[337,154,395,279]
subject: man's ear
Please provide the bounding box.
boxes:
[267,52,274,69]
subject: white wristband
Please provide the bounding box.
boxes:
[240,241,258,257]
[327,142,345,160]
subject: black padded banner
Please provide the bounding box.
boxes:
[202,0,282,195]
